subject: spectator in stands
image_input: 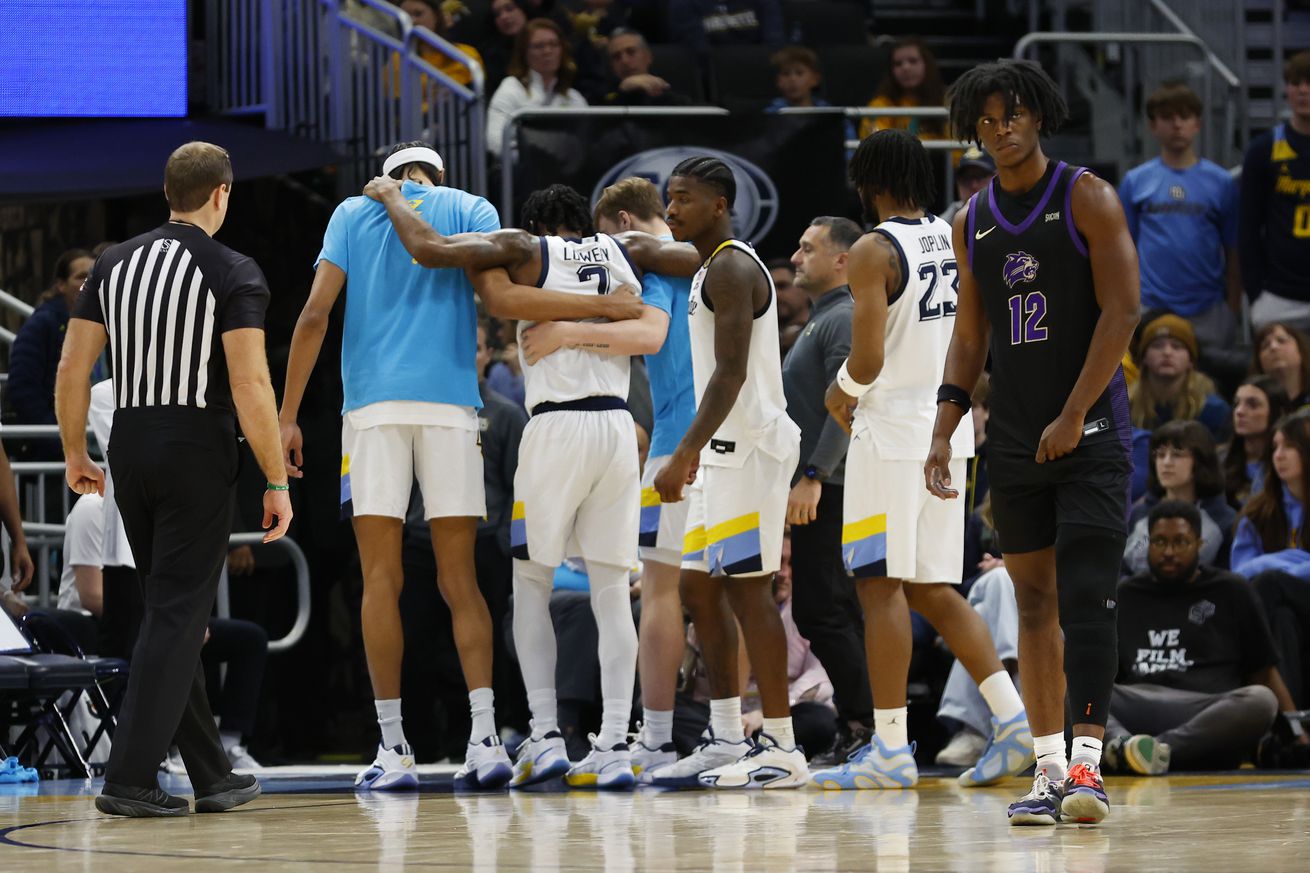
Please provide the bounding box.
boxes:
[768,258,808,358]
[940,147,995,224]
[598,28,690,106]
[399,321,530,756]
[60,488,269,770]
[397,0,485,92]
[9,248,93,425]
[1123,421,1236,574]
[666,0,783,54]
[1106,500,1290,774]
[1235,412,1310,707]
[1252,322,1310,408]
[766,45,827,111]
[1224,375,1291,509]
[1119,82,1241,350]
[858,37,946,141]
[1242,51,1310,335]
[0,436,34,613]
[480,0,530,91]
[1129,314,1231,440]
[485,320,526,408]
[486,18,588,159]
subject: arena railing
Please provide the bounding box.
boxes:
[1014,31,1242,168]
[207,0,486,196]
[3,453,312,654]
[499,106,969,228]
[0,288,34,347]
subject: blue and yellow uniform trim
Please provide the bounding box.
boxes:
[842,513,888,578]
[639,487,662,547]
[339,454,353,520]
[510,500,529,560]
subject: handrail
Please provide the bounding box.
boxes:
[501,106,731,226]
[2,425,90,440]
[223,532,313,654]
[1146,0,1240,88]
[0,288,35,319]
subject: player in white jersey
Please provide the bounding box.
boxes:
[648,157,808,789]
[813,130,1032,789]
[364,179,699,788]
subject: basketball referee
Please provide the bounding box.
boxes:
[55,141,292,817]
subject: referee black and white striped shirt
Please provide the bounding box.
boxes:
[73,220,270,414]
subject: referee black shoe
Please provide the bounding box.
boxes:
[194,772,261,813]
[95,782,190,817]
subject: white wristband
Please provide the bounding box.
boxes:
[836,360,873,398]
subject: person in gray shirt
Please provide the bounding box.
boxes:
[780,216,874,765]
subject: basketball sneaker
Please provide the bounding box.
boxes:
[1061,763,1110,824]
[698,733,810,789]
[510,730,570,788]
[811,735,918,790]
[645,730,753,789]
[356,743,419,791]
[934,729,987,767]
[1007,769,1064,826]
[1104,734,1170,776]
[564,737,636,790]
[631,739,678,780]
[455,736,514,789]
[959,712,1035,787]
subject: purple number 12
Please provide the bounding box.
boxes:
[1007,292,1048,345]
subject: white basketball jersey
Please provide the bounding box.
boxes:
[855,216,974,460]
[688,240,794,467]
[519,233,642,410]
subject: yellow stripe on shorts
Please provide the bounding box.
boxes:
[640,487,661,508]
[707,512,760,545]
[842,513,887,545]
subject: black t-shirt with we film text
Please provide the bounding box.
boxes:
[1116,566,1279,695]
[72,221,270,417]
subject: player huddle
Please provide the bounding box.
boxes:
[283,59,1139,827]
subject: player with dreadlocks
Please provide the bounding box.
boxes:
[812,128,1034,792]
[361,177,700,789]
[644,156,808,789]
[926,60,1140,825]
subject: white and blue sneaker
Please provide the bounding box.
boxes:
[959,712,1035,787]
[455,736,514,789]
[564,736,636,790]
[510,730,570,788]
[698,733,810,790]
[631,739,679,781]
[811,735,918,790]
[645,730,753,789]
[356,743,419,791]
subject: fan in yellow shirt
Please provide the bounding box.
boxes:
[858,37,946,141]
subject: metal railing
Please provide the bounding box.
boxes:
[207,0,486,196]
[0,288,34,346]
[1015,31,1242,167]
[3,449,311,653]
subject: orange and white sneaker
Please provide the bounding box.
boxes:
[1061,762,1110,824]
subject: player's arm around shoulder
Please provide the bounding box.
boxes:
[823,232,893,433]
[617,231,702,277]
[521,302,669,364]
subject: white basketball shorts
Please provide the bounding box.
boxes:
[511,408,639,569]
[639,454,692,567]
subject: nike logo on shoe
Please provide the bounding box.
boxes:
[975,226,997,240]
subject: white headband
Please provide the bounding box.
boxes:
[382,146,445,177]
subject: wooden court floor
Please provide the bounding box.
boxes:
[2,771,1309,871]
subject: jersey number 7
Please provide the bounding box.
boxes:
[577,265,611,294]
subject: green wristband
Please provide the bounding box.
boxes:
[266,483,290,491]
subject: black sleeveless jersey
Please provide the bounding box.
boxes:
[966,160,1131,458]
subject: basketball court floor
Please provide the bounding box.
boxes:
[2,769,1309,871]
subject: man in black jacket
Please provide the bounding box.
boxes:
[1106,500,1296,774]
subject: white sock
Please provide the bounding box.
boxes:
[219,729,242,750]
[1070,736,1103,769]
[978,670,1026,723]
[641,709,674,747]
[874,707,909,750]
[527,690,559,739]
[710,697,745,743]
[513,559,558,738]
[375,699,407,749]
[1033,732,1068,779]
[762,717,796,749]
[469,687,496,743]
[589,562,639,749]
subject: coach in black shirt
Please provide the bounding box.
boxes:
[1105,500,1295,774]
[56,141,292,817]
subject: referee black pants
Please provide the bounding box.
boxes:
[788,484,874,726]
[103,408,237,790]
